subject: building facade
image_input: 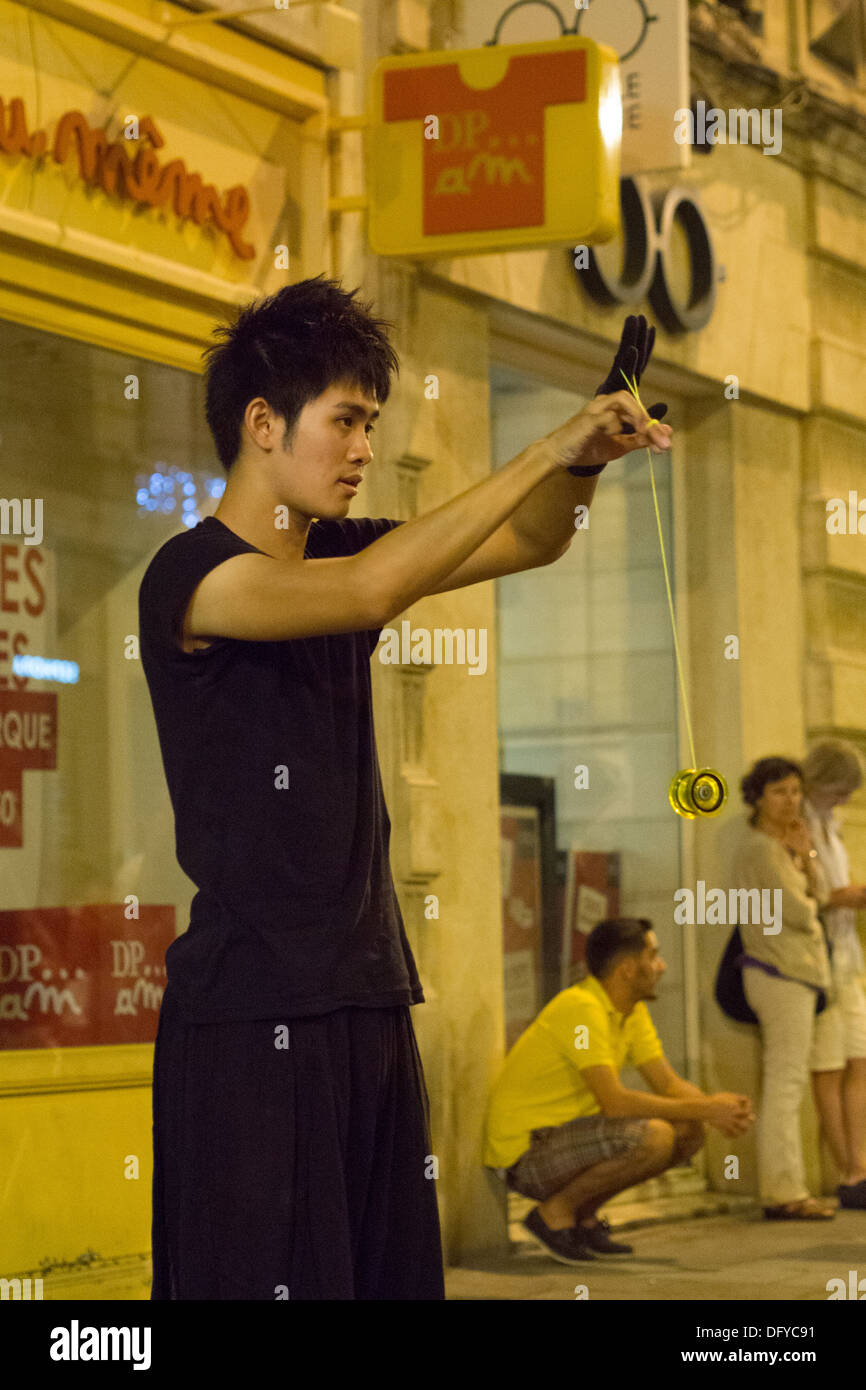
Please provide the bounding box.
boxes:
[1,0,865,1294]
[352,0,866,1256]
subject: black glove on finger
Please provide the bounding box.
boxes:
[566,316,667,474]
[596,313,666,436]
[595,314,656,398]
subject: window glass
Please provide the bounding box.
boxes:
[491,361,686,1075]
[0,319,220,1047]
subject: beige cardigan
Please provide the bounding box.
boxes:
[730,821,831,991]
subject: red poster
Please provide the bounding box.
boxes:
[500,808,543,1051]
[0,904,175,1048]
[560,851,620,988]
[0,690,57,847]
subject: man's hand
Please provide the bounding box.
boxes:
[545,314,673,474]
[703,1092,755,1137]
[541,390,673,474]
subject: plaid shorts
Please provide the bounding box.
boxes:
[502,1114,651,1202]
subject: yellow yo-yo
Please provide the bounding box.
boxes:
[668,767,728,820]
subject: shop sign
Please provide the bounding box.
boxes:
[573,0,691,175]
[368,37,622,258]
[455,0,691,176]
[0,96,255,260]
[0,905,175,1047]
[0,690,56,849]
[500,809,543,1051]
[0,542,55,849]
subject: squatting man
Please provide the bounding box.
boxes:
[484,919,756,1264]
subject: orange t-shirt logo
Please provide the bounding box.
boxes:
[383,50,586,236]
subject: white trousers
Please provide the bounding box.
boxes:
[743,966,835,1205]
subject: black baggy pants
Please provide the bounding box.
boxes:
[151,986,445,1299]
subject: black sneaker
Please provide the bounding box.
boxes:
[521,1207,597,1264]
[839,1180,866,1210]
[579,1217,633,1254]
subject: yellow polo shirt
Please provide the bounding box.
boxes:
[483,975,664,1169]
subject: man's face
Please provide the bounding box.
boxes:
[632,931,666,1001]
[268,378,379,519]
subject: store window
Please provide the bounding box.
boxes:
[491,362,687,1075]
[0,318,218,1049]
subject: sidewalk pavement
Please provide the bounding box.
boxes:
[444,1203,866,1301]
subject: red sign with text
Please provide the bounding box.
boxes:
[369,37,621,258]
[500,809,544,1051]
[0,904,175,1048]
[0,690,57,846]
[383,50,586,235]
[560,851,620,987]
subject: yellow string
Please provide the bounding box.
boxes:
[619,369,698,771]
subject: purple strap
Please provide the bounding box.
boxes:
[738,954,822,996]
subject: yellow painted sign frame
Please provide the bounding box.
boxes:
[368,37,622,259]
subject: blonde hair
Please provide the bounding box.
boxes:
[803,738,865,793]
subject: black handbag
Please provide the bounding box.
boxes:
[714,924,827,1020]
[714,925,758,1024]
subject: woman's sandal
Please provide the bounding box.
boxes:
[763,1197,835,1220]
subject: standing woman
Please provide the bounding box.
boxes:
[802,739,866,1208]
[732,757,835,1219]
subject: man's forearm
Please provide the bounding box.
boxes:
[509,468,602,556]
[362,441,557,622]
[606,1088,708,1122]
[661,1078,705,1103]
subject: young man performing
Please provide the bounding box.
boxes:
[139,279,671,1299]
[484,919,755,1264]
